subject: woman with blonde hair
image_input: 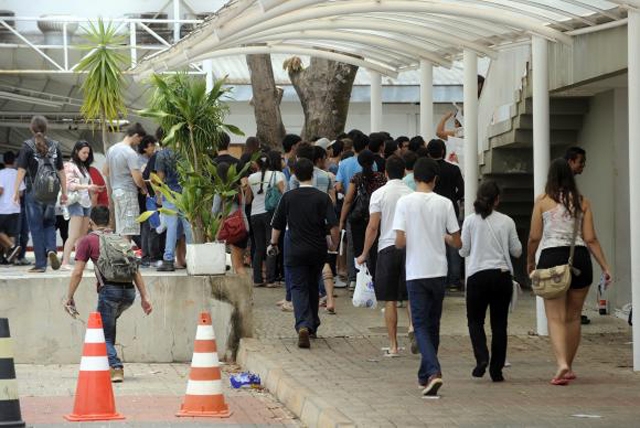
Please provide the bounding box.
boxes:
[527,158,611,385]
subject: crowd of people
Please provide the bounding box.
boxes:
[6,114,612,393]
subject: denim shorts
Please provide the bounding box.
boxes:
[67,203,91,217]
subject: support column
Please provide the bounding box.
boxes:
[370,70,382,133]
[628,9,640,371]
[173,0,181,42]
[420,59,434,138]
[203,59,214,92]
[129,22,137,67]
[532,35,550,336]
[463,49,478,220]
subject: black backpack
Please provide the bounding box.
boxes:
[349,180,370,223]
[26,139,61,205]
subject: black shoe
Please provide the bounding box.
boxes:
[48,251,61,270]
[298,328,310,349]
[157,261,175,272]
[6,245,21,263]
[581,315,591,325]
[422,375,443,396]
[490,372,505,382]
[472,362,488,378]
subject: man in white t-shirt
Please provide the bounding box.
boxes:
[357,155,414,357]
[0,151,26,262]
[393,158,461,397]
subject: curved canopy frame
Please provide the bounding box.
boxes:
[133,0,632,77]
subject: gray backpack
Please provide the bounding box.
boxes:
[26,139,60,205]
[93,232,139,283]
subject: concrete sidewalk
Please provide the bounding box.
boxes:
[242,286,639,427]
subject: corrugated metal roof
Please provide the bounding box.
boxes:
[210,54,491,86]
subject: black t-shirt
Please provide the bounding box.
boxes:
[17,139,64,188]
[213,154,241,169]
[271,187,338,267]
[433,159,464,218]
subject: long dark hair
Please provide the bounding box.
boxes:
[474,181,500,219]
[267,150,283,172]
[30,115,48,155]
[357,149,375,180]
[545,158,582,217]
[71,140,93,176]
[256,153,270,195]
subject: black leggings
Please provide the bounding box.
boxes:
[466,269,513,377]
[250,212,275,285]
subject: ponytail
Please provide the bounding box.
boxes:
[474,181,500,219]
[30,116,48,155]
[256,154,270,195]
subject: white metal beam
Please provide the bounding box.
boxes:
[420,60,433,138]
[463,49,478,224]
[370,70,382,133]
[532,35,550,337]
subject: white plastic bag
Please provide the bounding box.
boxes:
[352,263,377,309]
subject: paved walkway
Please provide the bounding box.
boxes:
[242,285,639,427]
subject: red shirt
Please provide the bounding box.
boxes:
[89,167,109,207]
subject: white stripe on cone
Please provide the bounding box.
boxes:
[84,328,106,343]
[79,356,110,371]
[185,379,223,396]
[195,325,215,340]
[191,352,219,368]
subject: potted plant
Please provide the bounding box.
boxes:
[138,73,245,275]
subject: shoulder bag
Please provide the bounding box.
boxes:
[529,216,581,300]
[264,172,282,212]
[349,178,370,223]
[485,215,522,311]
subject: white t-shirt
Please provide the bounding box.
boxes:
[393,191,460,280]
[459,212,522,278]
[369,179,413,252]
[248,170,286,216]
[0,168,24,215]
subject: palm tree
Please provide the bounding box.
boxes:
[76,18,128,154]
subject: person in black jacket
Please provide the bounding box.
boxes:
[427,139,465,290]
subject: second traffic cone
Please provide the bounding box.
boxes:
[177,312,231,418]
[0,318,26,428]
[64,312,124,422]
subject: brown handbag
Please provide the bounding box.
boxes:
[530,216,581,300]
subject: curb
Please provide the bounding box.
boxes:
[237,338,356,428]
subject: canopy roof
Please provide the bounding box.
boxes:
[133,0,634,78]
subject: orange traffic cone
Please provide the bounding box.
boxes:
[177,312,231,418]
[64,312,124,421]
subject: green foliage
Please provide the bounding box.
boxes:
[138,73,246,243]
[76,19,128,150]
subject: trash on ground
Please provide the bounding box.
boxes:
[229,371,261,389]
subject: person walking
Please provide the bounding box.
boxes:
[246,152,286,287]
[13,116,68,272]
[64,206,152,383]
[356,155,415,356]
[459,181,522,382]
[103,122,147,240]
[339,149,386,277]
[61,141,101,270]
[393,158,461,396]
[527,158,611,385]
[270,158,339,349]
[0,151,24,262]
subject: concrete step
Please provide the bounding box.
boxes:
[515,114,584,131]
[491,129,579,149]
[520,97,590,116]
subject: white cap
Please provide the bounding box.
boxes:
[314,137,330,150]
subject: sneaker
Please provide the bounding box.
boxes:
[48,251,61,270]
[6,245,21,263]
[27,266,46,273]
[110,367,124,383]
[422,375,443,396]
[157,260,175,272]
[333,278,348,288]
[298,328,310,349]
[281,301,294,312]
[348,281,356,291]
[14,258,31,266]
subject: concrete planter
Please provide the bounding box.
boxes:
[186,242,226,276]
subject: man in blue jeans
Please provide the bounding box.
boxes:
[393,158,461,396]
[64,206,152,383]
[270,158,339,348]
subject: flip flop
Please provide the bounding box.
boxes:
[325,307,336,315]
[563,372,577,380]
[550,377,569,386]
[383,350,400,358]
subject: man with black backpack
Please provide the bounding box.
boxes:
[64,206,152,383]
[13,116,67,272]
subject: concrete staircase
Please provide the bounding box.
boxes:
[480,69,590,285]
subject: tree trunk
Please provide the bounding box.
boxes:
[246,54,286,148]
[287,57,358,140]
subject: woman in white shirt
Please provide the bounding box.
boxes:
[459,181,522,382]
[61,141,101,269]
[246,152,286,287]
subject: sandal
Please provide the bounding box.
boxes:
[325,306,336,315]
[563,371,577,380]
[550,377,569,386]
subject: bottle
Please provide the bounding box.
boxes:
[597,273,608,315]
[62,205,70,221]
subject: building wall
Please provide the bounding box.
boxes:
[576,88,631,311]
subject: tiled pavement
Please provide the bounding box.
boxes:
[242,285,639,427]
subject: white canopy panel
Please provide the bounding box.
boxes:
[132,0,633,77]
